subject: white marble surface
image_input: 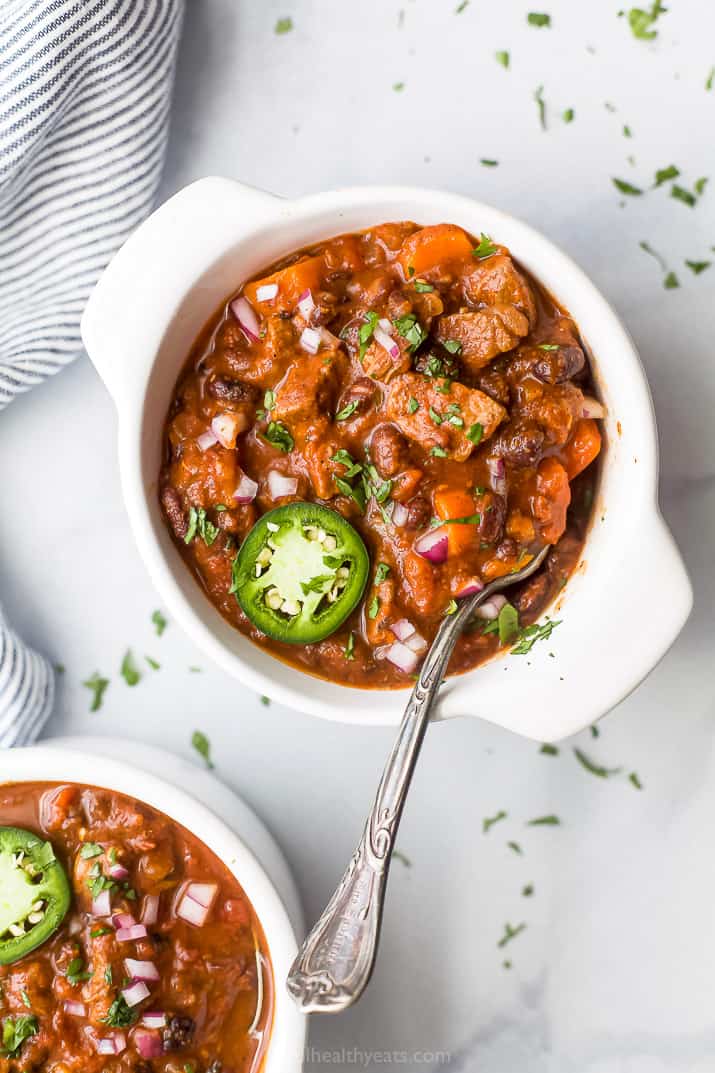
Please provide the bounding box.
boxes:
[2,1,715,1069]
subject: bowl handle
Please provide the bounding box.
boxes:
[80,177,280,408]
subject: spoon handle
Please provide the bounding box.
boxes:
[286,599,471,1014]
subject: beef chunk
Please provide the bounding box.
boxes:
[361,331,412,382]
[462,253,537,327]
[370,424,410,477]
[273,351,347,423]
[525,344,586,384]
[435,306,531,373]
[161,485,187,540]
[386,373,506,461]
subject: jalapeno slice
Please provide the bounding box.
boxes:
[234,502,370,644]
[0,827,71,965]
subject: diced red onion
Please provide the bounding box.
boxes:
[176,893,210,927]
[140,895,159,927]
[414,527,449,564]
[134,1029,164,1059]
[474,594,508,620]
[184,882,219,909]
[392,502,409,527]
[116,923,148,943]
[140,1012,167,1030]
[391,618,416,642]
[107,863,129,881]
[374,327,400,359]
[64,1000,87,1018]
[404,632,428,654]
[197,429,219,453]
[112,912,136,930]
[267,470,298,499]
[230,296,260,343]
[299,326,322,354]
[372,644,392,661]
[454,578,484,598]
[581,396,606,419]
[256,283,278,302]
[91,890,111,917]
[121,980,150,1008]
[233,471,259,504]
[385,641,420,675]
[488,456,507,497]
[378,317,393,333]
[211,413,242,450]
[124,958,160,983]
[96,1033,126,1055]
[296,288,315,319]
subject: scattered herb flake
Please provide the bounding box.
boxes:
[83,672,109,713]
[527,814,560,826]
[473,233,498,259]
[562,108,575,123]
[590,725,600,738]
[540,743,559,756]
[368,595,380,620]
[623,124,633,137]
[483,810,507,834]
[394,313,428,352]
[511,618,561,654]
[191,730,214,770]
[430,446,448,458]
[1,1015,39,1057]
[151,610,167,636]
[102,996,138,1029]
[263,420,294,452]
[626,1,667,41]
[654,164,679,186]
[344,632,356,661]
[480,158,499,167]
[393,849,412,866]
[413,280,435,292]
[80,842,103,860]
[629,771,643,790]
[507,841,523,855]
[408,396,419,414]
[639,239,667,272]
[534,85,547,130]
[694,177,708,196]
[145,656,160,670]
[120,650,140,687]
[686,259,711,274]
[664,270,680,289]
[707,67,715,91]
[455,0,469,11]
[374,562,391,585]
[528,12,551,26]
[274,16,293,34]
[612,177,643,196]
[522,884,534,897]
[573,747,621,778]
[495,50,510,69]
[497,922,526,948]
[392,81,405,92]
[261,695,270,706]
[671,184,696,207]
[358,311,379,360]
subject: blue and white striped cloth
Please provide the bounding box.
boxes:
[0,0,184,744]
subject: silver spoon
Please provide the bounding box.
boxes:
[286,545,551,1013]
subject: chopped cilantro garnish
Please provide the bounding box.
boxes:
[527,12,551,27]
[1,1015,39,1057]
[102,996,138,1029]
[482,810,507,834]
[120,650,140,687]
[429,406,443,426]
[623,124,633,137]
[497,922,526,948]
[394,313,427,352]
[261,695,270,706]
[264,389,276,411]
[639,240,667,271]
[191,730,214,770]
[511,618,561,654]
[375,562,391,584]
[444,599,458,616]
[466,422,483,445]
[495,50,510,68]
[507,841,523,855]
[540,743,559,756]
[274,16,293,34]
[562,108,574,123]
[537,343,560,351]
[367,595,380,620]
[413,279,434,292]
[408,396,419,414]
[473,233,498,259]
[20,991,31,1009]
[534,84,546,130]
[80,842,103,860]
[573,747,621,778]
[263,420,294,452]
[66,957,92,986]
[392,81,405,92]
[612,177,643,196]
[664,270,680,289]
[358,311,379,359]
[335,400,359,422]
[145,655,160,670]
[344,632,356,661]
[83,672,109,713]
[527,814,560,826]
[480,158,499,167]
[694,177,708,196]
[707,67,715,91]
[483,602,519,645]
[686,259,711,275]
[151,609,167,636]
[629,771,643,790]
[430,446,448,458]
[442,338,462,354]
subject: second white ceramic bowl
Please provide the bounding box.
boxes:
[81,179,692,739]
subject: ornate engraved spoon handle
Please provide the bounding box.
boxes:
[286,548,549,1014]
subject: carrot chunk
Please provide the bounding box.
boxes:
[434,485,478,555]
[397,224,474,278]
[244,254,325,313]
[562,418,602,479]
[533,458,571,544]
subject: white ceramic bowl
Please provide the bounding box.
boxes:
[0,742,307,1072]
[81,179,692,739]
